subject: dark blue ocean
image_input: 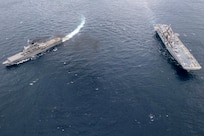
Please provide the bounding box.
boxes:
[0,0,204,135]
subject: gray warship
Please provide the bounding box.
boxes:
[154,24,201,71]
[2,37,62,66]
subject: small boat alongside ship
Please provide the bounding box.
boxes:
[154,24,201,71]
[2,37,62,66]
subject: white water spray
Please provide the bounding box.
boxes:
[143,1,157,27]
[62,16,86,42]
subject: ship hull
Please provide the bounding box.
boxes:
[3,37,62,66]
[154,24,201,71]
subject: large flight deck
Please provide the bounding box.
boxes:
[154,24,201,71]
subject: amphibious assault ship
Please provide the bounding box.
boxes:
[2,37,62,66]
[154,24,201,71]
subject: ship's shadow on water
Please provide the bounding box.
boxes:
[170,62,195,81]
[154,34,195,81]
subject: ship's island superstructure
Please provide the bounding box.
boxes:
[2,37,62,66]
[154,24,201,71]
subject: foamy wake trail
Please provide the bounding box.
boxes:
[62,16,86,42]
[143,1,157,27]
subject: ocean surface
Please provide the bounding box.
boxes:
[0,0,204,136]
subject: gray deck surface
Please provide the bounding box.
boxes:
[155,24,201,70]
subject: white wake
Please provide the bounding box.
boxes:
[143,1,157,26]
[62,16,86,42]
